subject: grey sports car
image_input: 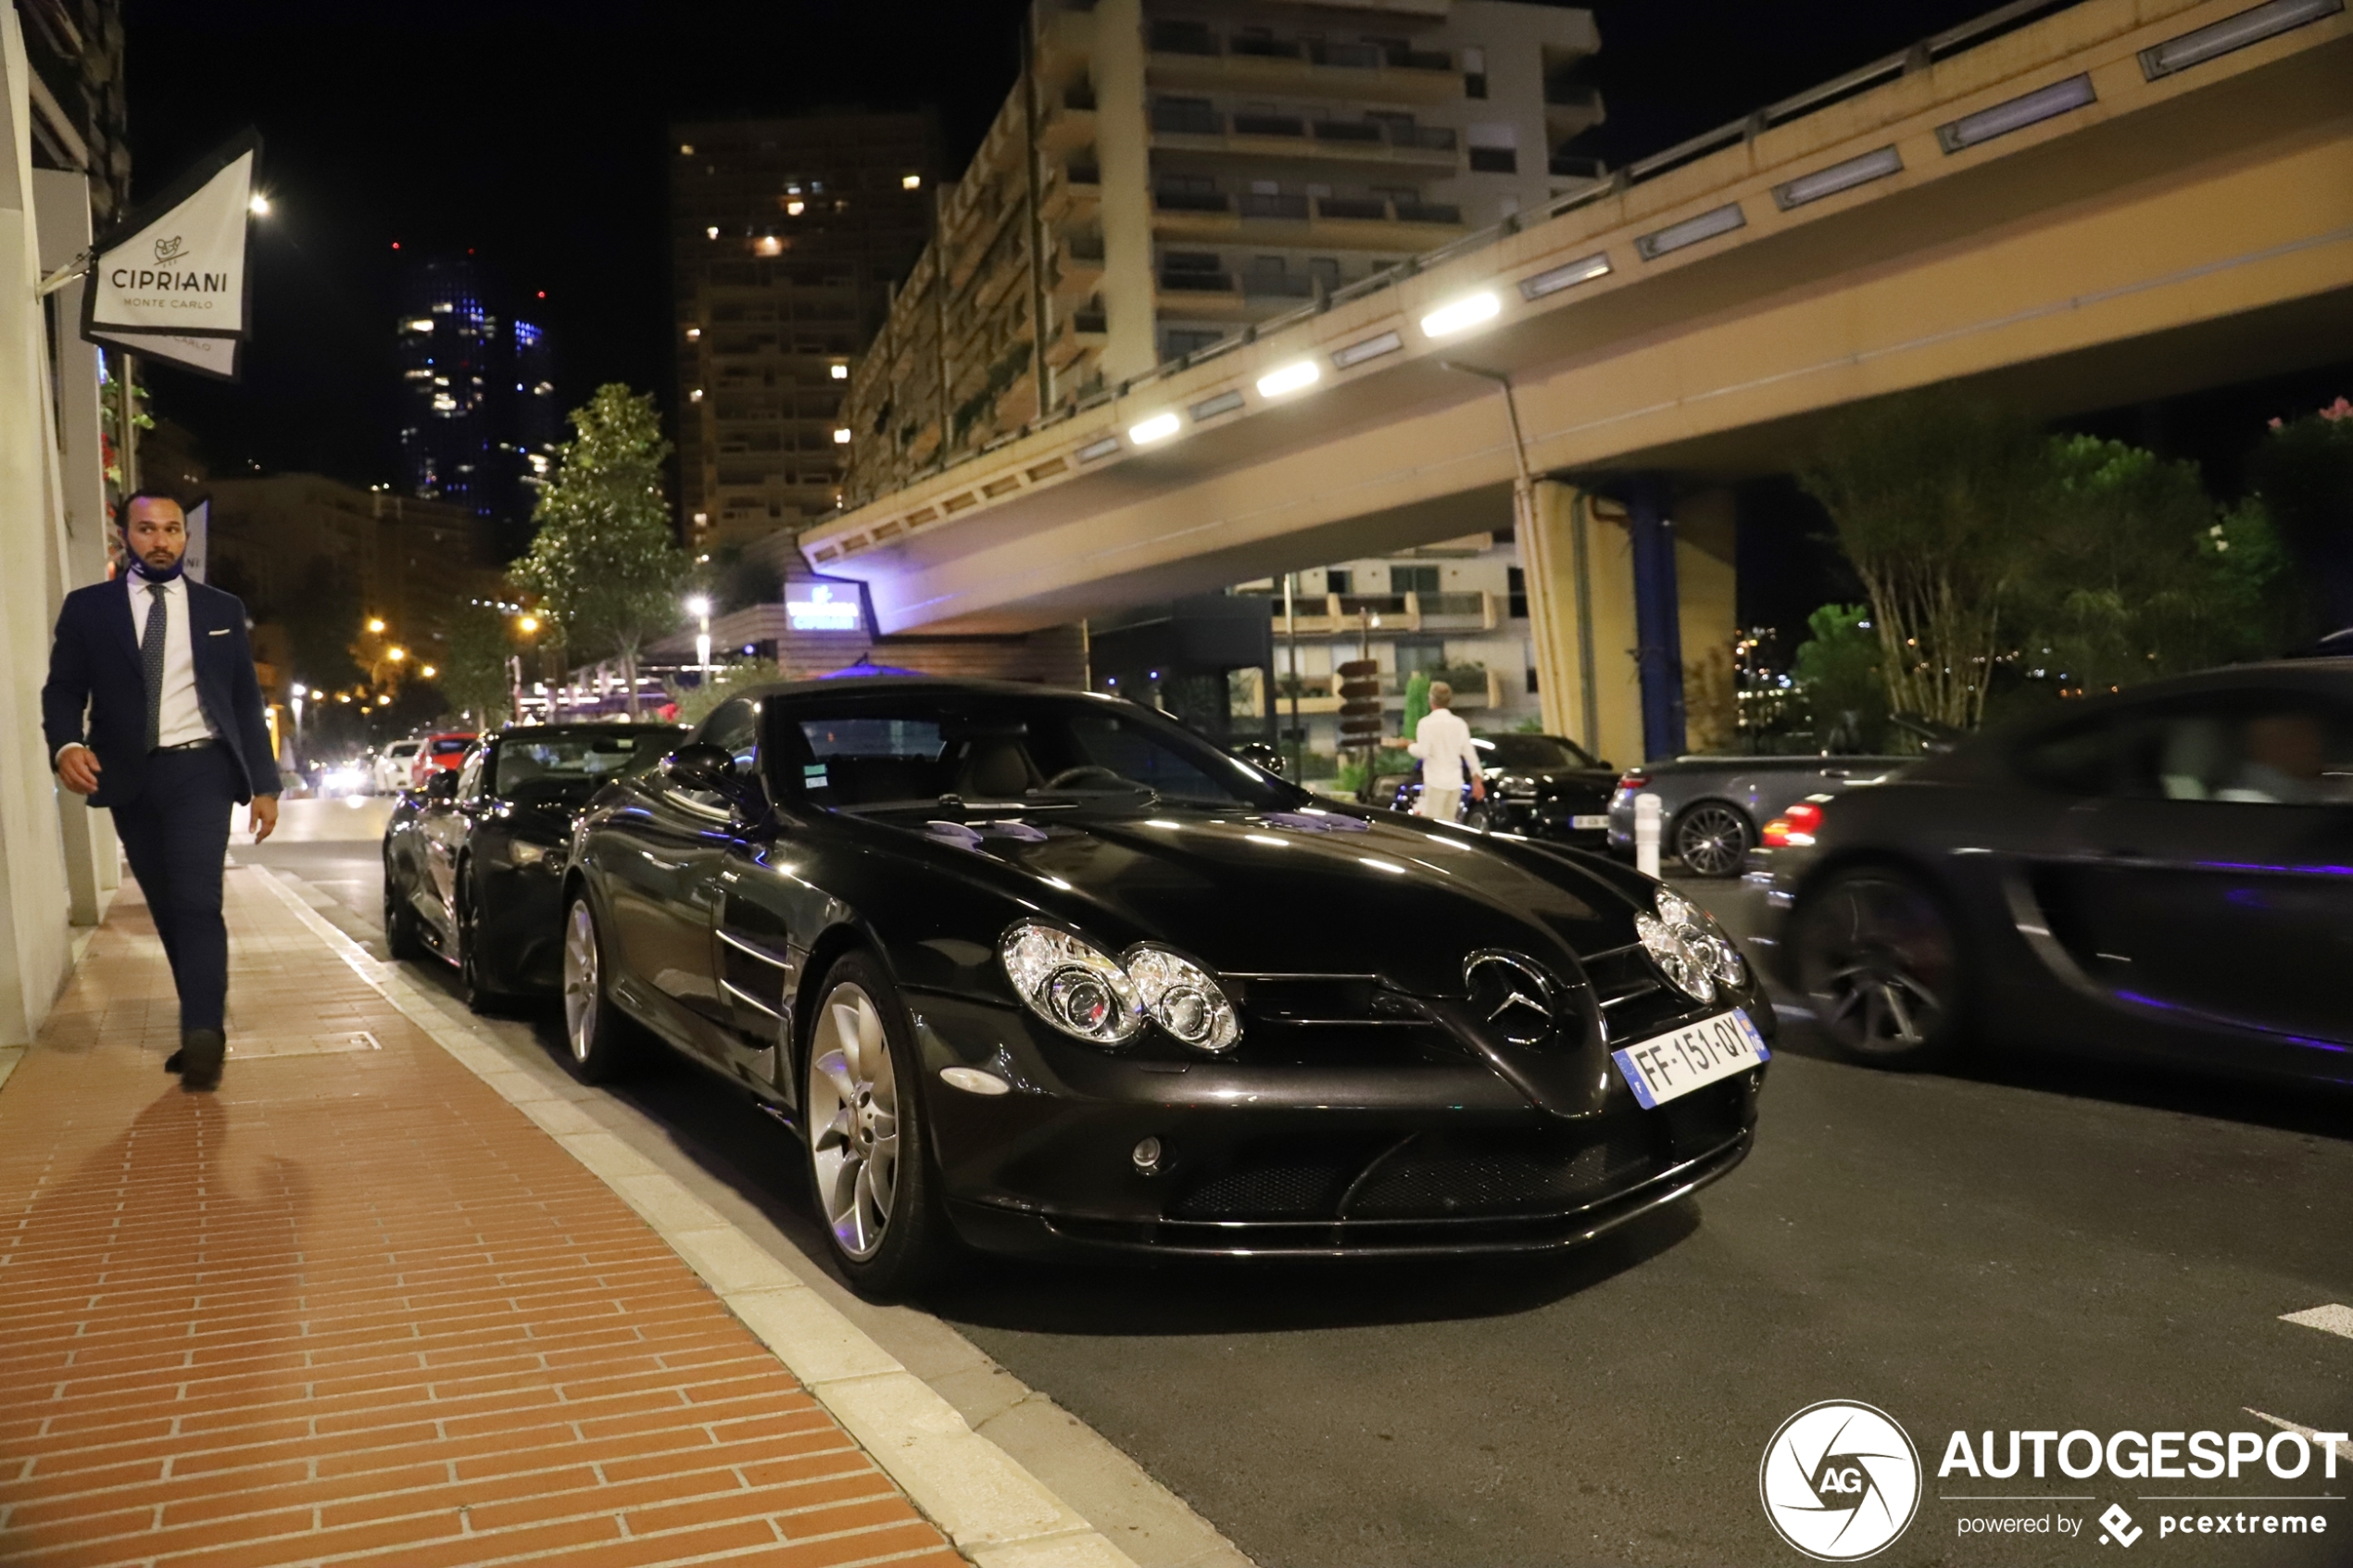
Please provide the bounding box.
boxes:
[1606,754,1909,876]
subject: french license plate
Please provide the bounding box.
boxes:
[1571,813,1609,830]
[1612,1008,1770,1109]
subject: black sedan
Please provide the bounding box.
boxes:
[1386,732,1619,842]
[1757,660,2353,1081]
[384,722,683,1008]
[561,679,1771,1296]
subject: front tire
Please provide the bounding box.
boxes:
[383,854,427,960]
[1674,802,1752,878]
[804,953,945,1298]
[1793,867,1969,1069]
[457,867,505,1014]
[560,894,638,1083]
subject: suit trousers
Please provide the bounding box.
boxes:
[110,744,239,1034]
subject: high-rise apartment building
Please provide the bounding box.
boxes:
[839,0,1602,507]
[394,255,560,559]
[669,113,938,556]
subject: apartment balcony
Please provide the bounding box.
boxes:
[1548,153,1608,185]
[1051,234,1106,301]
[1150,106,1461,176]
[1045,307,1108,370]
[1543,81,1606,141]
[1040,162,1101,225]
[1038,86,1098,153]
[1156,269,1248,319]
[1261,590,1501,636]
[1150,187,1467,247]
[1147,24,1460,106]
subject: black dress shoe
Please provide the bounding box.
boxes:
[179,1028,226,1091]
[164,1049,185,1074]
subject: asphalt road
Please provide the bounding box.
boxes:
[244,800,2353,1568]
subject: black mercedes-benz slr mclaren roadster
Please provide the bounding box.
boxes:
[562,679,1772,1296]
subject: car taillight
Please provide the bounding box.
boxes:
[1761,800,1824,848]
[1615,770,1649,794]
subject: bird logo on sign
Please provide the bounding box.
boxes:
[154,234,186,262]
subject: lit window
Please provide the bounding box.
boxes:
[902,173,922,190]
[680,143,694,155]
[690,388,704,402]
[706,225,719,239]
[686,327,700,340]
[833,428,851,445]
[786,200,804,217]
[829,363,848,380]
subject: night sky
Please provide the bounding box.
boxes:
[120,0,2003,486]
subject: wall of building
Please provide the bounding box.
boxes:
[671,114,937,557]
[839,0,1604,507]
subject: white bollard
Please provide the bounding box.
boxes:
[1634,792,1663,880]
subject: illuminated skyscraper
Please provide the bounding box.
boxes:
[394,256,560,558]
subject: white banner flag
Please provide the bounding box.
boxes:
[82,131,258,343]
[88,327,241,382]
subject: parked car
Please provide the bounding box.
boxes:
[411,731,478,788]
[1755,660,2353,1081]
[1607,752,1910,876]
[561,680,1772,1295]
[1389,732,1618,843]
[383,723,682,1008]
[371,739,424,796]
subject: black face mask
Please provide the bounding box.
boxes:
[126,542,185,583]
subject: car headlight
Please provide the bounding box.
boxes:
[1125,945,1240,1053]
[1632,887,1749,1006]
[508,840,560,869]
[999,922,1241,1053]
[1000,922,1143,1046]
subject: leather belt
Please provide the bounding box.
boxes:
[153,738,217,754]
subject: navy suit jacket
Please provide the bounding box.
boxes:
[42,575,282,809]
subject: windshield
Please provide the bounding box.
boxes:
[432,736,474,757]
[493,728,674,802]
[775,692,1297,810]
[1476,734,1595,770]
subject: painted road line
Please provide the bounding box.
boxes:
[2282,1303,2353,1341]
[2246,1410,2353,1472]
[250,865,1152,1568]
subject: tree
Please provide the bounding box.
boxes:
[510,384,690,718]
[1791,603,1887,752]
[2015,436,2286,694]
[2247,395,2353,636]
[440,603,519,729]
[1401,668,1431,740]
[663,658,770,727]
[1798,392,2046,730]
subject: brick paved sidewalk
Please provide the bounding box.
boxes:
[0,867,965,1568]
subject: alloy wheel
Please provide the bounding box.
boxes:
[1798,872,1958,1062]
[806,983,900,1261]
[1676,804,1750,877]
[562,900,598,1065]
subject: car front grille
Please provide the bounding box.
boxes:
[1162,1084,1749,1223]
[1579,942,1712,1043]
[1226,974,1470,1065]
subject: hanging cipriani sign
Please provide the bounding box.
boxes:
[85,327,242,383]
[74,129,261,354]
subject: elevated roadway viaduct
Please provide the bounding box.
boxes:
[803,0,2353,761]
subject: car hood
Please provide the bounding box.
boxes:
[862,800,1649,997]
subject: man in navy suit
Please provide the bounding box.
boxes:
[43,492,280,1090]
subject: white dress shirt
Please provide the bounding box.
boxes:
[131,573,220,749]
[1406,705,1481,819]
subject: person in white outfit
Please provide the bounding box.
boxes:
[1383,681,1485,822]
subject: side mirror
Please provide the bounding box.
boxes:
[424,770,459,801]
[662,741,737,795]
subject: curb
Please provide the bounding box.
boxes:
[249,865,1145,1568]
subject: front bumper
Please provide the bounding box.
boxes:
[907,990,1763,1260]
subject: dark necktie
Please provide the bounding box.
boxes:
[141,583,168,751]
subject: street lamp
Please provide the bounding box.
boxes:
[686,594,713,684]
[366,617,386,634]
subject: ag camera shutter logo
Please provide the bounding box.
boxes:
[1760,1400,1922,1561]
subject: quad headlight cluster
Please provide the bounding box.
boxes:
[1633,888,1748,1006]
[1000,921,1240,1053]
